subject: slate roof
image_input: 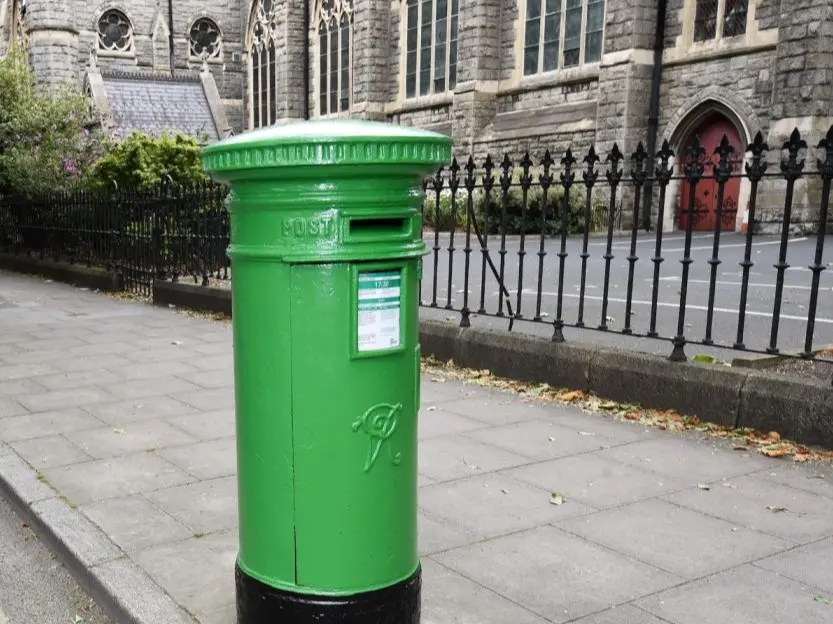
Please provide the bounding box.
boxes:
[101,72,219,142]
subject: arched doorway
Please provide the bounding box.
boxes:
[678,114,744,231]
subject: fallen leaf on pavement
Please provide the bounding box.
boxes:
[814,596,832,605]
[549,492,566,505]
[793,453,812,463]
[767,431,781,442]
[561,391,584,402]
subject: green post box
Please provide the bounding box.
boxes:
[202,120,451,624]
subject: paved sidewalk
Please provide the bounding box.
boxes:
[1,271,832,624]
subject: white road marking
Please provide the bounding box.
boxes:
[656,277,819,290]
[0,607,8,624]
[590,234,714,246]
[661,238,808,253]
[531,291,833,324]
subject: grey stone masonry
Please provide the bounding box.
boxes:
[351,0,389,120]
[450,0,502,150]
[25,0,79,89]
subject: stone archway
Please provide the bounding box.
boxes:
[660,92,759,233]
[678,113,745,232]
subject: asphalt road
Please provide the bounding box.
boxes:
[0,496,111,624]
[419,231,833,361]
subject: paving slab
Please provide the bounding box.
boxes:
[663,476,833,543]
[601,436,772,485]
[83,396,197,425]
[421,559,549,624]
[420,472,594,540]
[156,437,238,480]
[81,495,193,555]
[755,537,833,595]
[135,530,237,617]
[434,525,681,623]
[66,420,198,459]
[11,435,92,469]
[42,452,195,506]
[467,419,626,461]
[0,408,104,443]
[749,464,833,500]
[418,435,532,482]
[145,476,238,534]
[558,498,790,580]
[506,452,688,509]
[166,410,236,441]
[635,564,831,624]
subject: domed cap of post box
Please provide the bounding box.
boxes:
[201,119,452,182]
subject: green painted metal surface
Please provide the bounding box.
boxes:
[202,120,451,596]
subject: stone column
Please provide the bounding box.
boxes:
[350,0,390,120]
[451,0,502,152]
[24,0,80,89]
[765,0,833,230]
[594,0,657,159]
[594,0,658,228]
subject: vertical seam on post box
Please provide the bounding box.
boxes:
[289,264,299,586]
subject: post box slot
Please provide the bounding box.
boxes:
[348,217,409,239]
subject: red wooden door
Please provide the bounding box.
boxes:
[679,116,743,231]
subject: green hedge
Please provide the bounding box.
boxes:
[422,184,612,236]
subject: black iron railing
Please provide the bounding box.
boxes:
[0,126,831,373]
[0,181,229,297]
[419,127,833,367]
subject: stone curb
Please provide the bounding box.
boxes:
[0,254,123,292]
[0,446,197,624]
[5,258,833,449]
[418,319,833,448]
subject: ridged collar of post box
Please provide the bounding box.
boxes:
[201,119,452,181]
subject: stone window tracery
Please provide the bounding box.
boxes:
[248,0,278,128]
[97,9,134,55]
[190,18,222,61]
[523,0,605,77]
[404,0,458,99]
[315,0,353,116]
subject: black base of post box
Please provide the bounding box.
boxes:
[236,564,421,624]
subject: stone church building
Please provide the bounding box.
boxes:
[1,1,831,231]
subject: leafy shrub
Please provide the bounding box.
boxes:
[421,183,610,236]
[0,51,104,196]
[85,131,209,191]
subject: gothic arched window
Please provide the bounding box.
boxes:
[248,0,278,129]
[404,0,458,99]
[315,0,353,116]
[97,9,134,55]
[523,0,605,76]
[190,18,222,61]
